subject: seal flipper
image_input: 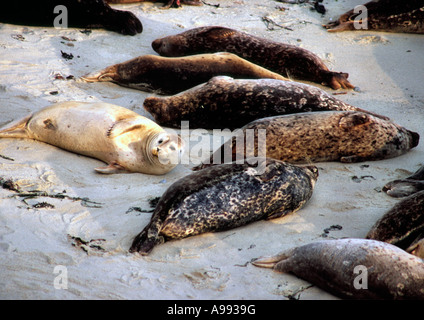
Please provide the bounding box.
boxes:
[129,222,165,255]
[95,163,128,174]
[251,249,294,269]
[107,118,147,138]
[0,114,32,139]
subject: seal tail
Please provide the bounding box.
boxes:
[80,65,119,83]
[0,114,32,139]
[129,223,164,255]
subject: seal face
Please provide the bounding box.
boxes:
[129,159,318,255]
[194,111,419,170]
[151,26,354,89]
[144,76,388,130]
[324,0,424,34]
[366,190,424,258]
[0,0,142,35]
[81,53,288,95]
[383,166,424,198]
[0,101,184,175]
[252,238,424,299]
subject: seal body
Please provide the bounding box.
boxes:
[0,0,142,35]
[144,76,388,130]
[383,166,424,198]
[0,102,184,175]
[81,52,288,95]
[324,0,424,34]
[129,159,318,255]
[194,111,419,170]
[366,190,424,258]
[106,0,202,8]
[252,238,424,299]
[151,26,354,89]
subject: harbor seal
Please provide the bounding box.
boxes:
[382,165,424,198]
[0,102,184,175]
[0,0,142,36]
[129,159,318,255]
[366,190,424,258]
[81,53,288,95]
[151,26,354,90]
[106,0,202,8]
[252,238,424,299]
[144,76,388,130]
[324,0,424,34]
[193,111,419,170]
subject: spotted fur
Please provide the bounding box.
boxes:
[151,26,354,89]
[129,159,318,255]
[144,76,388,130]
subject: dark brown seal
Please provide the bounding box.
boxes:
[129,159,318,255]
[366,190,424,258]
[144,76,388,130]
[253,238,424,300]
[0,0,142,35]
[81,52,288,95]
[324,0,424,34]
[382,165,424,198]
[151,26,355,90]
[106,0,202,9]
[193,111,419,170]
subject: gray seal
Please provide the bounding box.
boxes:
[0,101,184,175]
[129,159,318,255]
[383,166,424,198]
[81,52,288,95]
[252,238,424,299]
[324,0,424,34]
[144,76,388,130]
[193,111,419,170]
[151,26,355,89]
[366,190,424,258]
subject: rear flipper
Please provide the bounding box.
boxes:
[321,70,355,90]
[129,223,165,255]
[0,114,32,139]
[383,179,424,198]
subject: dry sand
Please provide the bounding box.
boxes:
[0,0,423,300]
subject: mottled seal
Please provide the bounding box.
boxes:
[81,52,288,95]
[194,111,419,170]
[366,190,424,258]
[106,0,202,9]
[151,26,354,89]
[383,165,424,198]
[252,238,424,300]
[0,0,142,36]
[324,0,424,34]
[129,159,318,255]
[0,102,184,175]
[144,76,388,130]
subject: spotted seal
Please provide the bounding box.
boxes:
[193,111,419,170]
[129,159,318,255]
[106,0,202,9]
[382,165,424,198]
[144,76,388,130]
[81,52,288,95]
[0,0,142,35]
[0,101,184,175]
[252,238,424,299]
[366,190,424,258]
[324,0,424,34]
[151,26,354,89]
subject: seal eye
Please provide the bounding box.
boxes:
[158,139,163,144]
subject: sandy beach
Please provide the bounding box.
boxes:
[0,0,423,300]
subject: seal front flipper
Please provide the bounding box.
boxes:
[320,70,355,90]
[0,114,33,139]
[107,118,148,138]
[95,163,128,174]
